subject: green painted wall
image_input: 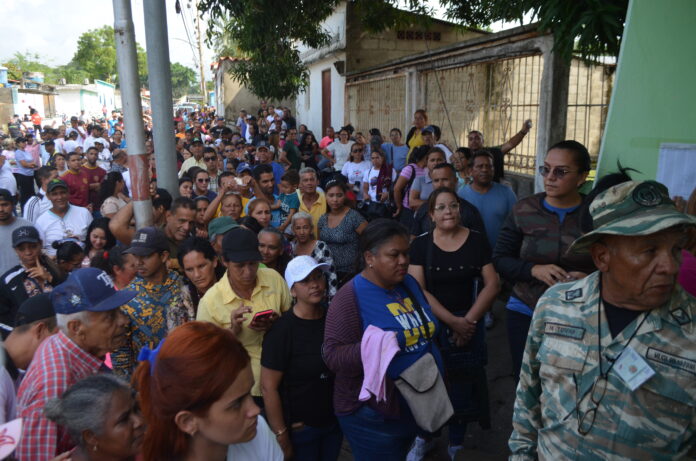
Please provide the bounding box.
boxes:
[596,0,696,179]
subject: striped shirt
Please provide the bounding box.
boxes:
[16,331,103,460]
[22,191,51,224]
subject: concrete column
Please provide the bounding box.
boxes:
[404,67,418,128]
[113,0,153,228]
[534,36,571,192]
[143,0,179,198]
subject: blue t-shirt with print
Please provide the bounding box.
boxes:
[353,274,442,379]
[278,192,300,227]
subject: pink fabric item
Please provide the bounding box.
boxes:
[678,250,696,297]
[359,325,400,403]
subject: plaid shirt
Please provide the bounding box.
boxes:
[16,331,103,460]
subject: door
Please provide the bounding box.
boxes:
[321,69,331,135]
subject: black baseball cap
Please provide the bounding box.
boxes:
[124,227,170,256]
[15,293,56,327]
[12,226,41,247]
[191,138,203,145]
[222,227,262,262]
[47,179,68,193]
[0,189,14,204]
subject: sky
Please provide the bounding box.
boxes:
[1,0,215,79]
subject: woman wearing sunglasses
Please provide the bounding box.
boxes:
[493,140,596,381]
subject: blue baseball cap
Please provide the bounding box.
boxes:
[51,268,137,314]
[236,162,252,175]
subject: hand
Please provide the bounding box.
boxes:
[392,205,402,218]
[230,305,252,336]
[248,312,279,332]
[522,119,532,133]
[380,191,389,202]
[87,204,93,213]
[673,195,686,212]
[567,271,588,281]
[26,256,50,282]
[50,449,75,461]
[450,316,476,342]
[276,431,293,460]
[531,264,570,286]
[195,228,208,239]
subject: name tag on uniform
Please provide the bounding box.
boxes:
[614,346,655,391]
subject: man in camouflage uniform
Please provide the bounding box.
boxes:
[509,180,696,460]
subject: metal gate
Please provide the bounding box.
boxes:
[345,75,406,138]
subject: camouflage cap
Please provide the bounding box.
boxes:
[569,180,696,253]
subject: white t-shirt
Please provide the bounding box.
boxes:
[341,160,371,200]
[35,205,93,257]
[0,163,17,196]
[226,415,283,461]
[62,140,81,154]
[436,143,454,162]
[97,148,112,171]
[363,166,397,202]
[326,140,354,171]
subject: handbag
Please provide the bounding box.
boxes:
[393,284,453,432]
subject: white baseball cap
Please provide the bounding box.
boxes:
[284,256,329,289]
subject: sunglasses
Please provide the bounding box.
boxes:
[538,165,577,179]
[351,149,363,153]
[204,157,217,161]
[197,178,211,183]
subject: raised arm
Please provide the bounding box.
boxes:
[109,201,136,245]
[501,120,532,154]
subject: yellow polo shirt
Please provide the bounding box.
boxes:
[196,267,291,396]
[297,190,326,237]
[178,156,207,177]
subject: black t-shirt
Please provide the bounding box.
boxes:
[410,229,491,312]
[210,126,226,138]
[603,298,642,338]
[261,308,335,427]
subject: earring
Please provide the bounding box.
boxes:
[369,264,373,268]
[93,444,98,452]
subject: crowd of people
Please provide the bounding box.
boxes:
[0,101,693,461]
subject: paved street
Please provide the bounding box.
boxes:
[338,298,516,460]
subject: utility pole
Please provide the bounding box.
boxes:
[113,0,153,228]
[143,0,179,197]
[194,0,207,100]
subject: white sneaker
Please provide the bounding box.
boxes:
[406,436,433,461]
[485,311,494,329]
[448,444,463,460]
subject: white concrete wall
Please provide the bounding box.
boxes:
[55,90,82,117]
[95,81,116,114]
[14,91,45,119]
[296,53,346,135]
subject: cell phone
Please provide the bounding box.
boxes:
[251,309,275,322]
[235,177,244,185]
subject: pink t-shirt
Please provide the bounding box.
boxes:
[678,250,696,296]
[399,163,425,208]
[319,136,335,150]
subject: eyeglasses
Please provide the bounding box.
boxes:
[204,157,217,161]
[224,149,234,153]
[575,374,608,435]
[538,165,577,179]
[433,203,460,212]
[351,149,363,153]
[197,178,211,183]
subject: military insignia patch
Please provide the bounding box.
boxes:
[670,308,690,325]
[632,182,664,207]
[646,348,696,375]
[565,288,583,301]
[544,322,585,340]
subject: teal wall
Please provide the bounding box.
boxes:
[596,0,696,179]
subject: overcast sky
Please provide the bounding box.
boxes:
[1,0,215,79]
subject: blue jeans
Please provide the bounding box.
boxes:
[290,423,343,461]
[338,405,417,461]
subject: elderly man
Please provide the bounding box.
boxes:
[297,167,326,237]
[197,227,291,403]
[15,268,135,460]
[509,180,696,460]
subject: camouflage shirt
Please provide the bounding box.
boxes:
[509,271,696,460]
[493,193,595,309]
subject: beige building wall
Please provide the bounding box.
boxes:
[216,60,295,122]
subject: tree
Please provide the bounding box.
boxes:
[199,0,627,100]
[70,26,149,86]
[171,62,197,98]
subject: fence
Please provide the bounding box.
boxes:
[345,32,614,176]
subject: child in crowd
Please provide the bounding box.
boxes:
[276,169,300,234]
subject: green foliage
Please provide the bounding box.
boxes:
[71,26,149,85]
[199,0,627,100]
[171,62,198,97]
